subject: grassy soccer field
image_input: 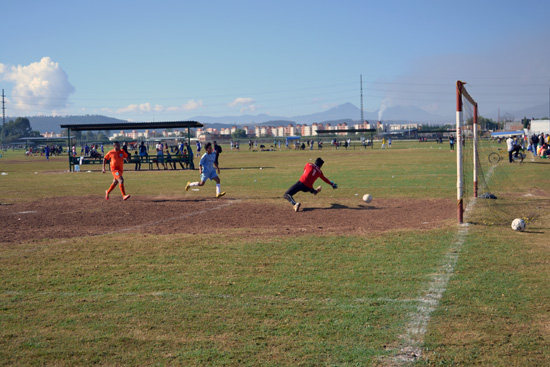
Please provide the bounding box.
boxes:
[1,141,549,366]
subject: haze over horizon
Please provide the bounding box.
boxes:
[1,1,549,123]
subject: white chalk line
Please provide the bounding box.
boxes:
[385,164,496,365]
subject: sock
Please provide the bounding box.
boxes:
[216,184,221,195]
[284,194,296,205]
[107,183,116,194]
[119,183,126,196]
[190,182,199,187]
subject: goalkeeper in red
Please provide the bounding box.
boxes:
[283,157,337,212]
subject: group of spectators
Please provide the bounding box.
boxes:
[26,145,63,158]
[528,133,550,158]
[73,143,104,158]
[134,141,196,171]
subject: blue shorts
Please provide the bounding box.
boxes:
[201,170,218,182]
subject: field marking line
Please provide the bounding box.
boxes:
[385,164,496,365]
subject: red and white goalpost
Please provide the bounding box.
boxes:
[456,80,478,224]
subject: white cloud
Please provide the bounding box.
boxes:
[116,99,203,115]
[116,103,153,113]
[165,99,203,112]
[228,97,255,108]
[0,57,75,114]
[228,97,256,113]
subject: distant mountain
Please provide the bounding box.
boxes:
[10,103,459,133]
[291,102,362,124]
[193,102,448,126]
[189,113,288,126]
[17,115,129,134]
[510,103,549,120]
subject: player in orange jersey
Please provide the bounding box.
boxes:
[103,141,131,201]
[283,157,337,212]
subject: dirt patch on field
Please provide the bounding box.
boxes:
[0,196,455,244]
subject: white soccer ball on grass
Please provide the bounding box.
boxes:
[511,218,526,232]
[362,194,373,203]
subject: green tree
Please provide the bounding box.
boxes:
[231,129,247,139]
[85,131,96,141]
[522,117,530,129]
[1,117,40,143]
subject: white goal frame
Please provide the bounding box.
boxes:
[456,80,478,224]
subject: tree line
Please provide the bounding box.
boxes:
[0,117,41,144]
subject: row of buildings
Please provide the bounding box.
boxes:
[42,121,424,140]
[202,121,423,138]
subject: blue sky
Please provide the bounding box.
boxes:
[1,0,549,122]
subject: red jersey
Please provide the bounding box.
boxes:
[105,149,128,172]
[299,163,332,188]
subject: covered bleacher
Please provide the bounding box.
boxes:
[60,121,203,172]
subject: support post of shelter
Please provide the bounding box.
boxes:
[67,127,72,172]
[187,126,195,169]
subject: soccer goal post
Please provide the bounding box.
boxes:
[456,80,478,224]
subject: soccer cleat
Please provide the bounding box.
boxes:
[314,186,322,195]
[105,190,109,201]
[185,182,190,191]
[216,192,226,198]
[294,202,301,212]
[123,195,131,201]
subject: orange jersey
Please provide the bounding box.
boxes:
[105,149,128,172]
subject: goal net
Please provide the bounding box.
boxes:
[457,80,537,226]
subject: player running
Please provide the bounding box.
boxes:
[284,157,337,212]
[103,141,131,201]
[185,142,225,198]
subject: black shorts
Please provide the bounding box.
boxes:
[285,181,316,197]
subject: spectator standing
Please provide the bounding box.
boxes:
[196,141,201,157]
[507,135,520,162]
[138,142,148,162]
[213,141,222,166]
[133,151,141,171]
[156,147,167,170]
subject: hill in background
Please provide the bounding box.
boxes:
[7,102,548,134]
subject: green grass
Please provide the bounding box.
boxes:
[1,140,550,366]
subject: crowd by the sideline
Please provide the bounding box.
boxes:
[25,145,64,157]
[498,133,550,162]
[527,132,550,158]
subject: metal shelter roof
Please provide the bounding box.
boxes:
[490,130,526,138]
[20,136,76,141]
[315,129,376,134]
[60,120,203,131]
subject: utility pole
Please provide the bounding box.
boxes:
[2,89,5,124]
[360,75,364,124]
[1,89,5,147]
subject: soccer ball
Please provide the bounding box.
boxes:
[362,194,373,203]
[511,218,526,232]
